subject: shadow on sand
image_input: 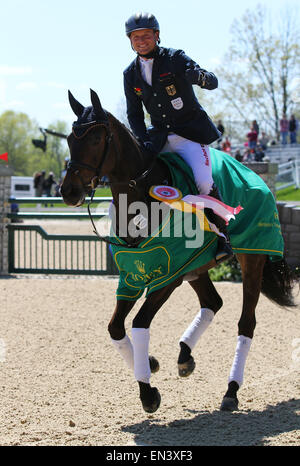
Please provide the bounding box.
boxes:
[122,398,300,446]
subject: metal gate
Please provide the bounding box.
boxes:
[7,196,118,275]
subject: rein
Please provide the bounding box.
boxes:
[68,120,156,249]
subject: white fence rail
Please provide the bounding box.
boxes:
[276,158,300,191]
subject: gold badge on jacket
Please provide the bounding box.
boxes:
[165,84,177,96]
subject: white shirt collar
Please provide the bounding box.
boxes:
[139,57,154,86]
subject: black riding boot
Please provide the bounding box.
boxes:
[204,184,233,263]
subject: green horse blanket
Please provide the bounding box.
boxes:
[110,149,283,301]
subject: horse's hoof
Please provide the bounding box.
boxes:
[178,356,195,377]
[220,396,239,411]
[141,387,161,413]
[149,355,160,373]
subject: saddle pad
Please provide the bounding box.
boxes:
[110,150,283,301]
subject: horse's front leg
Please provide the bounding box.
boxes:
[221,253,266,411]
[108,299,136,370]
[132,278,183,413]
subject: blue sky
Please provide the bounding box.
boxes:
[1,0,299,130]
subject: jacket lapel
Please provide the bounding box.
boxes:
[151,47,163,85]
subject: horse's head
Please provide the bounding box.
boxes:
[61,89,112,206]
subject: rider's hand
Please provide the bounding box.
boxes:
[197,71,206,87]
[143,141,157,156]
[185,68,206,87]
[185,68,199,83]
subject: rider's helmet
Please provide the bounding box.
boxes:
[125,12,160,37]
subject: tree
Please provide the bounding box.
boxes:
[217,3,300,140]
[45,121,69,179]
[0,111,70,178]
[0,111,38,174]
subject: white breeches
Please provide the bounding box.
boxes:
[162,133,214,194]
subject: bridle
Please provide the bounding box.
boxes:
[66,119,156,248]
[68,119,155,191]
[67,120,113,191]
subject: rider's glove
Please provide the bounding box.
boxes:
[185,69,206,87]
[197,71,206,87]
[143,141,157,157]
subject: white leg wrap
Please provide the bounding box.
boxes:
[111,334,134,370]
[228,335,252,387]
[131,327,151,384]
[179,308,215,350]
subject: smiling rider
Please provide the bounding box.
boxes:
[123,12,233,262]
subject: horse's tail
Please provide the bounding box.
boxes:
[261,256,299,307]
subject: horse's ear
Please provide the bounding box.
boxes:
[68,90,84,117]
[90,89,106,119]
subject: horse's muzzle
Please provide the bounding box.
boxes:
[60,179,86,207]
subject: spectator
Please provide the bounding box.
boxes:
[280,114,289,145]
[33,170,45,197]
[43,172,57,206]
[246,126,258,150]
[234,149,243,162]
[254,145,265,162]
[10,197,22,223]
[252,120,259,136]
[221,136,231,153]
[259,131,269,150]
[289,115,298,144]
[243,148,252,162]
[43,172,57,197]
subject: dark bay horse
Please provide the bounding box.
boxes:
[61,89,298,413]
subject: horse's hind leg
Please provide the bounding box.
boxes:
[220,253,266,411]
[178,271,223,377]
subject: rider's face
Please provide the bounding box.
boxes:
[130,29,159,55]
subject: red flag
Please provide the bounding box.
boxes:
[0,152,8,162]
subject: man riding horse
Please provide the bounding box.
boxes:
[123,12,233,262]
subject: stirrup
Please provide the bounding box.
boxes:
[215,239,233,263]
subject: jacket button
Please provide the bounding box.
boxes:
[153,93,157,97]
[158,104,161,107]
[162,114,166,118]
[166,125,170,128]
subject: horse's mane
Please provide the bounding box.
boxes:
[106,111,145,165]
[108,112,142,151]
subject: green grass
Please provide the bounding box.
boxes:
[94,187,112,197]
[276,186,300,202]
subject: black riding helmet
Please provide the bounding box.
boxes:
[125,12,160,37]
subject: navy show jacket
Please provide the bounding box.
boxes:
[123,46,221,151]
